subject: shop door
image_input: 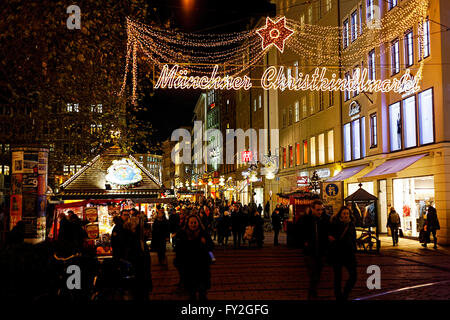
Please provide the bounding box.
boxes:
[378,180,387,233]
[254,188,264,207]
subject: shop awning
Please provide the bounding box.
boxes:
[359,153,427,181]
[326,165,367,182]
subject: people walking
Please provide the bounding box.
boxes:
[386,207,401,246]
[328,206,357,301]
[174,214,214,300]
[151,209,170,266]
[230,205,242,249]
[424,206,440,249]
[299,200,330,300]
[271,208,282,246]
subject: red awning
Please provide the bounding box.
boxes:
[360,154,427,181]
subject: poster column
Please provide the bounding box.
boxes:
[10,147,48,243]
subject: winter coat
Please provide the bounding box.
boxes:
[151,218,170,251]
[271,211,282,231]
[387,211,401,229]
[217,215,232,237]
[174,229,214,290]
[328,218,357,264]
[299,212,331,258]
[426,210,440,232]
[168,213,180,234]
[111,222,133,261]
[230,210,242,232]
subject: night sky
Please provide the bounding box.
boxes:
[146,0,275,143]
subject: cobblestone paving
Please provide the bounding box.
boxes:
[148,233,450,300]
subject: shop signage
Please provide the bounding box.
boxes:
[84,207,98,223]
[322,181,344,214]
[297,176,308,186]
[242,151,252,162]
[105,158,143,187]
[85,223,99,240]
[316,168,331,179]
[349,101,361,117]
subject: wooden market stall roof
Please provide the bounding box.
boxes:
[56,145,165,200]
[344,185,378,202]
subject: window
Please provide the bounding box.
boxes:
[318,133,325,165]
[368,49,376,80]
[391,39,400,75]
[359,5,363,35]
[303,140,308,164]
[310,137,316,166]
[389,102,402,151]
[418,88,434,145]
[389,0,398,10]
[289,145,293,167]
[326,0,332,12]
[327,130,334,163]
[4,144,9,152]
[353,66,359,97]
[309,93,314,114]
[70,165,76,175]
[282,109,287,127]
[3,165,9,176]
[295,101,300,122]
[289,106,293,125]
[366,0,374,21]
[302,96,307,118]
[351,11,358,42]
[403,96,417,148]
[328,91,334,107]
[344,72,351,101]
[91,104,103,113]
[287,68,292,80]
[370,113,377,147]
[76,165,82,172]
[343,19,349,49]
[308,6,313,23]
[294,61,298,79]
[258,95,262,108]
[319,91,324,111]
[343,123,351,161]
[254,99,257,112]
[419,19,430,59]
[63,165,69,175]
[361,117,366,158]
[282,148,287,169]
[296,143,301,165]
[352,119,361,160]
[405,30,414,67]
[300,14,305,30]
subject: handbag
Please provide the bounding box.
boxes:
[398,228,404,238]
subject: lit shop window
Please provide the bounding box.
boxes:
[418,88,434,145]
[352,119,361,160]
[296,143,301,166]
[343,123,351,162]
[391,39,400,75]
[419,19,430,59]
[343,19,349,49]
[405,30,414,67]
[403,96,417,148]
[303,140,308,164]
[282,147,287,169]
[370,113,377,148]
[389,0,398,10]
[327,130,334,163]
[366,0,375,21]
[289,145,293,167]
[351,11,358,42]
[389,102,402,151]
[310,136,316,166]
[295,101,300,122]
[318,133,325,165]
[368,49,376,80]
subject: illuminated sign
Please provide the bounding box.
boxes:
[155,65,420,94]
[349,101,361,117]
[242,151,253,162]
[105,158,143,187]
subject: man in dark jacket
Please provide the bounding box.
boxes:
[271,209,282,245]
[386,207,401,246]
[299,199,330,300]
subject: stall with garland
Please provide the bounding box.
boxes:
[49,145,168,256]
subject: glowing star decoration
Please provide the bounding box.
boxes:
[256,17,294,53]
[105,158,143,188]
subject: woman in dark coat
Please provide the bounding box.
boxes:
[174,214,214,300]
[151,209,170,265]
[328,206,357,301]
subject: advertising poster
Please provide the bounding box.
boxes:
[322,181,344,214]
[10,194,22,216]
[12,151,24,174]
[23,152,39,174]
[108,205,120,217]
[85,223,99,240]
[11,174,23,195]
[22,217,38,238]
[23,173,39,191]
[22,193,38,217]
[37,195,46,215]
[84,207,99,223]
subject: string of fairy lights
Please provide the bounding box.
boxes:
[120,0,430,104]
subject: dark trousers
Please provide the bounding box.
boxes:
[304,255,323,299]
[274,228,280,245]
[332,259,357,301]
[390,226,399,245]
[157,246,166,264]
[232,231,241,248]
[218,234,229,245]
[426,230,438,247]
